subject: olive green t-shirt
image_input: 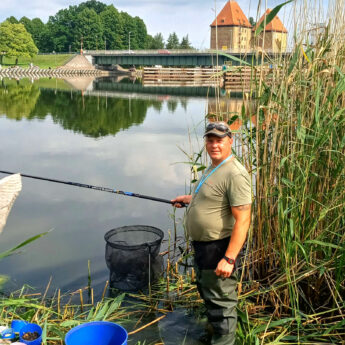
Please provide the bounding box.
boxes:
[185,158,252,241]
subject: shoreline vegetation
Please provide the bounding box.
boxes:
[1,1,345,344]
[0,54,74,69]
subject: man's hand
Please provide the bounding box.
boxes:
[215,203,251,278]
[215,258,234,278]
[171,195,192,208]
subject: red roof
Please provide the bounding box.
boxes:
[210,1,251,28]
[255,9,287,33]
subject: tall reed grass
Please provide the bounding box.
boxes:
[205,0,345,342]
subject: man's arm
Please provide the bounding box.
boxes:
[215,204,251,278]
[171,194,192,208]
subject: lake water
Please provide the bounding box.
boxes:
[0,76,246,344]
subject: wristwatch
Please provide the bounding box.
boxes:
[223,256,235,265]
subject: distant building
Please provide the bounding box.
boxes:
[210,1,288,53]
[253,9,288,52]
[210,1,252,52]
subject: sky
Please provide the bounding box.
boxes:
[0,0,331,49]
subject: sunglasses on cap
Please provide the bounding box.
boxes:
[205,123,232,137]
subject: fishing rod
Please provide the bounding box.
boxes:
[0,170,187,207]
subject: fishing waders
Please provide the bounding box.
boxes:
[193,238,238,345]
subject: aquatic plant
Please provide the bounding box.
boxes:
[0,232,50,289]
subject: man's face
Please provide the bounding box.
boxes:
[205,135,233,164]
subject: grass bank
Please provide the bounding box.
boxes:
[1,54,74,69]
[0,262,200,345]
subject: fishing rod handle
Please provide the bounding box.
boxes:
[121,191,187,207]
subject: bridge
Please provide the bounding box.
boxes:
[84,49,286,67]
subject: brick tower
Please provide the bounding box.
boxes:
[210,1,252,52]
[253,9,288,52]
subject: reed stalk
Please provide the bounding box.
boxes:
[205,0,345,342]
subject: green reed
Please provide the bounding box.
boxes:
[169,14,345,338]
[205,0,345,342]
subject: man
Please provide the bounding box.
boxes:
[172,121,252,345]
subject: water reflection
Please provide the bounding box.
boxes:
[34,90,158,138]
[0,77,215,138]
[94,77,218,97]
[207,95,255,131]
[0,79,40,120]
[0,80,164,138]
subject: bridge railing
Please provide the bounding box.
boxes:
[83,49,281,55]
[84,49,209,55]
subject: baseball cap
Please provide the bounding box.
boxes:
[203,122,232,138]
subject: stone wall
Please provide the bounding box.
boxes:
[210,26,252,52]
[253,31,287,52]
[210,26,287,53]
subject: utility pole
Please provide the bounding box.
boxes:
[128,31,131,53]
[80,36,84,55]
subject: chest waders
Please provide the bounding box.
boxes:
[192,237,237,345]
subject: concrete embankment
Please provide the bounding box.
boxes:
[0,54,108,79]
[0,54,140,79]
[0,65,108,78]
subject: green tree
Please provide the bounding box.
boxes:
[100,5,124,49]
[47,7,78,52]
[4,1,154,53]
[19,16,32,30]
[166,32,179,49]
[145,34,154,49]
[19,17,46,52]
[39,25,54,53]
[0,21,38,64]
[148,33,165,49]
[31,18,47,51]
[180,35,192,49]
[120,12,138,50]
[6,16,18,24]
[249,17,256,26]
[74,8,103,50]
[134,16,147,49]
[78,0,107,14]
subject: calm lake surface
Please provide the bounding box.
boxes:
[0,77,244,344]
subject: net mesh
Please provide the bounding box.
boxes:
[0,174,22,234]
[105,225,164,291]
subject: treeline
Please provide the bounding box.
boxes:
[5,0,192,53]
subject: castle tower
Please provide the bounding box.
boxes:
[253,9,288,52]
[210,1,252,52]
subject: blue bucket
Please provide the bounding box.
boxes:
[11,320,29,333]
[19,323,42,345]
[65,321,128,345]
